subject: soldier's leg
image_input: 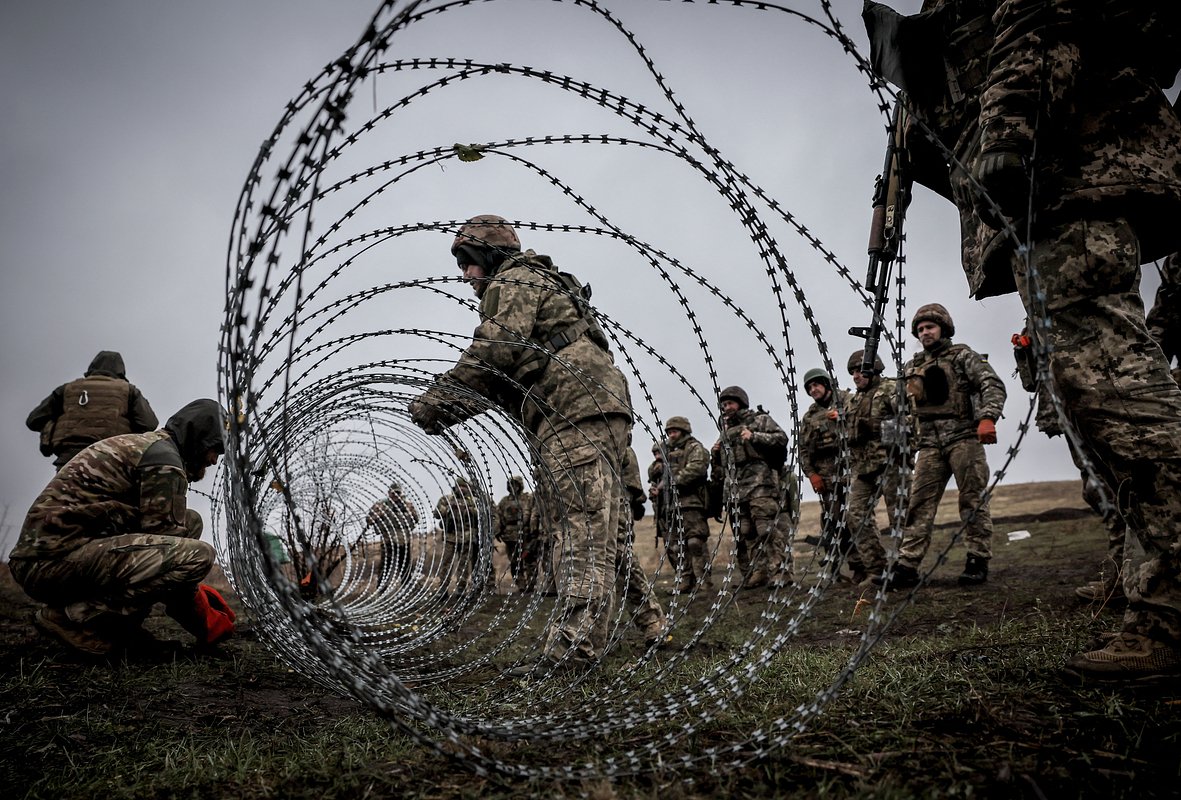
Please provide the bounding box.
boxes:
[667,518,693,593]
[847,473,887,576]
[683,509,712,588]
[742,497,780,588]
[1014,218,1181,675]
[898,448,952,571]
[540,418,626,665]
[947,438,993,584]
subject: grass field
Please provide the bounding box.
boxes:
[3,480,1179,799]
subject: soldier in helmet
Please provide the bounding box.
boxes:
[495,475,539,592]
[650,416,712,593]
[409,215,633,677]
[363,481,420,590]
[709,386,791,589]
[799,367,856,578]
[9,399,233,657]
[864,0,1181,682]
[26,351,159,470]
[887,304,1006,590]
[434,477,482,597]
[844,349,908,584]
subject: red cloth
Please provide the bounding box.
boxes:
[191,584,236,645]
[808,473,826,493]
[977,419,998,445]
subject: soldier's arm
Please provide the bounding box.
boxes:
[26,386,64,432]
[964,350,1008,421]
[675,440,710,487]
[128,385,159,433]
[748,413,788,449]
[138,463,190,534]
[798,418,817,476]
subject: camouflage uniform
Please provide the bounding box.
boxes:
[364,485,420,589]
[799,371,855,571]
[652,417,712,592]
[26,351,158,469]
[410,215,633,669]
[868,0,1181,673]
[844,351,907,578]
[10,399,224,654]
[598,447,665,647]
[434,480,482,596]
[710,386,791,589]
[900,306,1006,583]
[495,477,539,592]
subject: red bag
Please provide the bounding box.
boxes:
[190,584,236,645]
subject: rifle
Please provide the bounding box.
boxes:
[849,96,911,376]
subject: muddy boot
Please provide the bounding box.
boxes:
[33,607,117,657]
[873,564,919,591]
[957,554,989,586]
[1074,576,1124,604]
[1064,632,1181,684]
[742,569,769,591]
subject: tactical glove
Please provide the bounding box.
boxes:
[808,473,826,493]
[977,419,997,445]
[973,147,1028,229]
[631,500,646,521]
[408,398,444,434]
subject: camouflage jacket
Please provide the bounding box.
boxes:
[418,250,632,436]
[902,0,1181,299]
[1147,250,1181,364]
[799,389,850,479]
[495,490,536,542]
[710,407,788,503]
[847,377,907,476]
[656,435,710,511]
[434,485,482,542]
[365,496,419,540]
[905,339,1007,449]
[12,431,190,561]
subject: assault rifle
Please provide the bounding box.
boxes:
[849,96,911,376]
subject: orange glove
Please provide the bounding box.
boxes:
[826,409,839,421]
[977,419,997,444]
[190,584,236,645]
[808,473,826,493]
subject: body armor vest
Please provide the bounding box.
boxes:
[50,375,131,452]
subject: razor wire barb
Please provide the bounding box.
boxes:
[213,0,1075,780]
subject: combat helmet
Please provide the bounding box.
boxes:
[664,415,692,435]
[451,214,521,276]
[911,303,955,338]
[803,368,832,390]
[508,475,524,492]
[718,385,749,410]
[847,349,885,375]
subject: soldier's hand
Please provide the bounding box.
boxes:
[739,427,753,442]
[408,398,444,434]
[808,473,826,493]
[977,418,997,445]
[973,147,1028,229]
[826,409,839,421]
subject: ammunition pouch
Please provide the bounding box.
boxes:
[1012,343,1037,393]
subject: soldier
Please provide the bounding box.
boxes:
[651,416,712,593]
[9,399,233,657]
[865,0,1181,679]
[409,214,633,677]
[844,350,907,584]
[26,351,158,470]
[887,304,1006,589]
[434,478,482,597]
[709,386,791,590]
[495,475,538,593]
[647,440,668,547]
[363,481,420,590]
[603,446,667,649]
[798,368,856,577]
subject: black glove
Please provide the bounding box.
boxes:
[631,500,646,522]
[973,147,1028,229]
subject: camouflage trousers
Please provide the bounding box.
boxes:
[817,478,857,570]
[663,507,711,587]
[440,537,476,595]
[594,508,665,645]
[845,466,902,574]
[734,495,785,580]
[10,509,212,625]
[1013,216,1181,643]
[901,438,993,568]
[534,415,630,663]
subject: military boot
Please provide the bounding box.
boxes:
[872,564,919,591]
[33,607,117,657]
[1074,575,1124,604]
[957,554,989,586]
[1064,632,1181,684]
[742,569,770,591]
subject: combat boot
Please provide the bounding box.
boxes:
[872,564,919,591]
[1064,632,1181,684]
[742,569,770,591]
[957,554,989,586]
[33,607,117,657]
[1074,576,1124,604]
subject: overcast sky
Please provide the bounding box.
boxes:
[5,0,1155,553]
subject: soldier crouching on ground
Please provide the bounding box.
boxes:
[409,214,633,678]
[709,386,792,590]
[9,399,234,658]
[884,304,1006,590]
